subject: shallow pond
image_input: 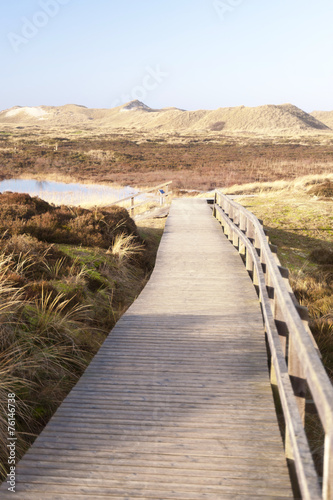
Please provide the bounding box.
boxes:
[0,179,139,208]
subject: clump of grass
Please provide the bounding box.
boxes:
[0,256,36,477]
[310,246,333,265]
[308,179,333,198]
[290,269,333,378]
[0,348,35,478]
[110,232,143,263]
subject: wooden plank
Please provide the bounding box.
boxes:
[0,199,293,499]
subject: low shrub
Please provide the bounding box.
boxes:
[308,180,333,198]
[0,193,138,248]
[310,246,333,265]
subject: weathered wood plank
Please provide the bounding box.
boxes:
[0,199,293,499]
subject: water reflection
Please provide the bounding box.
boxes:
[0,179,139,207]
[35,180,48,191]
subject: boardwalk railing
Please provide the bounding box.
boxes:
[213,191,333,500]
[108,181,172,216]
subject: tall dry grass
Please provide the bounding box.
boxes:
[223,172,333,196]
[110,233,143,263]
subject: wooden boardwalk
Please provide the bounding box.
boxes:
[1,199,294,499]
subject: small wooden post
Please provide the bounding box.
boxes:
[232,209,239,248]
[246,250,254,280]
[223,198,229,216]
[239,212,246,233]
[246,221,255,244]
[254,231,261,257]
[233,231,239,249]
[288,336,307,424]
[274,298,288,358]
[130,197,134,217]
[239,240,246,260]
[229,205,234,221]
[323,431,333,500]
[270,361,278,386]
[252,264,260,297]
[213,192,217,218]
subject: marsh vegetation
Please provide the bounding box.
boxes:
[1,130,333,190]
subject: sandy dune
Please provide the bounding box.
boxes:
[0,100,331,134]
[311,110,333,129]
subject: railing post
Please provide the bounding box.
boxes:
[254,229,262,257]
[240,212,246,232]
[253,263,259,295]
[239,213,247,258]
[213,192,218,218]
[246,220,255,243]
[323,431,333,500]
[223,198,229,216]
[274,297,288,358]
[288,336,307,424]
[232,208,240,248]
[233,207,239,227]
[246,249,254,279]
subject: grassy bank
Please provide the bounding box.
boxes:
[0,193,165,480]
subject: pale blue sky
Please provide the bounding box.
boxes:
[1,0,332,112]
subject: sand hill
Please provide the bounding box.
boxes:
[0,101,330,134]
[311,111,333,129]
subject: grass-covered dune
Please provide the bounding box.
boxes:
[0,193,163,479]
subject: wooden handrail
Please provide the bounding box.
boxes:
[213,190,333,500]
[107,181,173,215]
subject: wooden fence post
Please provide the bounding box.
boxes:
[288,336,307,424]
[323,431,333,500]
[246,249,254,280]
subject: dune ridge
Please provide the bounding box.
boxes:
[311,110,333,129]
[0,100,331,133]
